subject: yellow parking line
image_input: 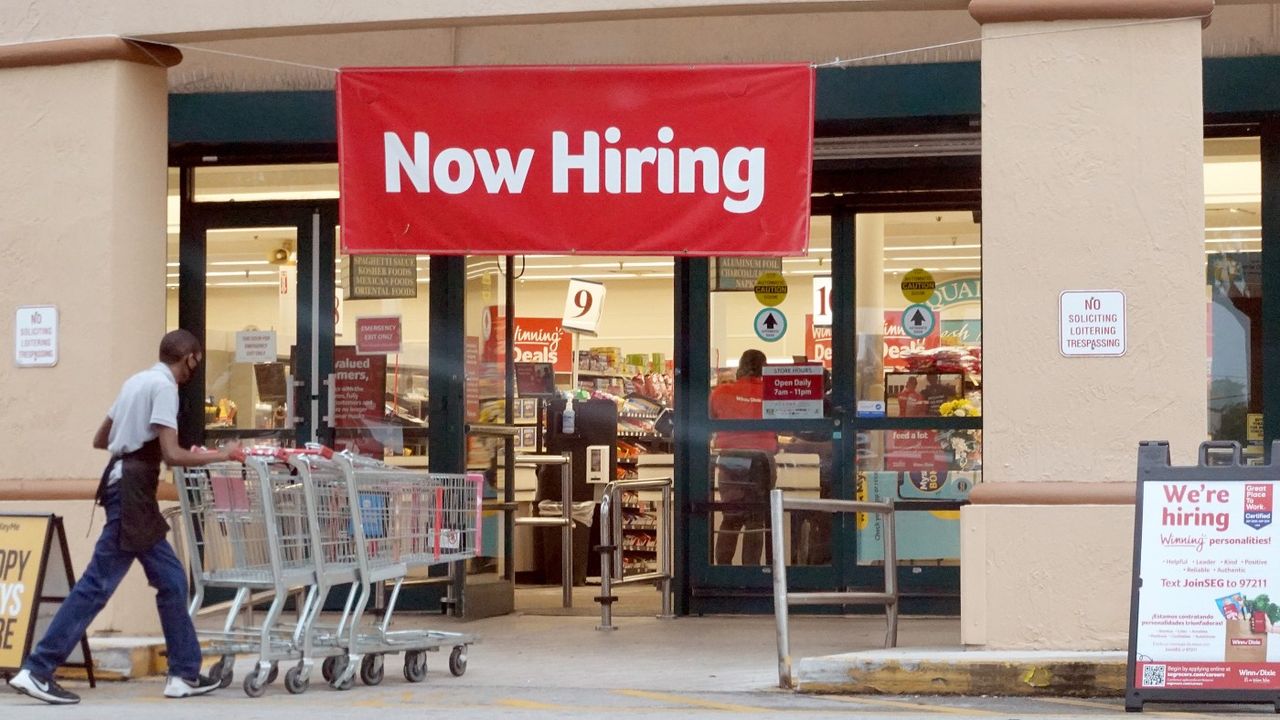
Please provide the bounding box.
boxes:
[817,695,1004,716]
[497,698,571,711]
[616,689,767,713]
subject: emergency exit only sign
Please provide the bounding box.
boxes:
[1060,290,1126,357]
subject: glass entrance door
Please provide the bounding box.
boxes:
[682,212,851,612]
[177,200,337,450]
[683,205,981,614]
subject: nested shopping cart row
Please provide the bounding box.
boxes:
[174,446,481,697]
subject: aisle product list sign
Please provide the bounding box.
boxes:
[1134,479,1280,690]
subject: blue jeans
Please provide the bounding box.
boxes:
[24,485,201,681]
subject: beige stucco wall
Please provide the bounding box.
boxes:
[981,18,1207,482]
[962,505,1135,649]
[0,58,170,634]
[964,17,1207,649]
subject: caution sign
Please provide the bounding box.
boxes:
[753,272,788,307]
[900,268,936,303]
[0,515,94,684]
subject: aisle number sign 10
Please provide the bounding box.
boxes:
[813,275,833,326]
[562,279,607,335]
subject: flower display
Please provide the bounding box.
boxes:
[939,397,981,417]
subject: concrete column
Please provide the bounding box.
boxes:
[0,39,180,635]
[962,0,1212,648]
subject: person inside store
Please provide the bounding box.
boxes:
[710,349,778,565]
[9,330,242,706]
[897,375,927,417]
[780,367,834,565]
[921,373,956,416]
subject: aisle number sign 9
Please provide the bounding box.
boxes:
[562,278,607,334]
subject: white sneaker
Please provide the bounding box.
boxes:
[8,668,80,704]
[164,674,219,698]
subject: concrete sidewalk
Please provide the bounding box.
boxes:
[75,611,1128,697]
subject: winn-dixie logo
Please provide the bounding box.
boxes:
[384,128,765,213]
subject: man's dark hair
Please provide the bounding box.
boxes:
[736,349,767,378]
[159,329,201,364]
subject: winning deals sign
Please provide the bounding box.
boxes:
[337,64,814,256]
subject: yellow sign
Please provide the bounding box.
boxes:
[753,272,788,307]
[901,268,937,303]
[1248,413,1263,442]
[0,515,50,668]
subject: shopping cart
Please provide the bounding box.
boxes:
[287,452,481,691]
[175,446,328,697]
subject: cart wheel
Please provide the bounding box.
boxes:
[333,671,355,692]
[360,653,385,686]
[403,651,427,683]
[284,665,309,695]
[266,662,279,685]
[243,671,267,698]
[321,656,335,682]
[209,656,234,689]
[448,646,467,677]
[330,656,354,691]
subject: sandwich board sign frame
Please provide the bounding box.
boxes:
[1125,441,1280,712]
[0,514,95,686]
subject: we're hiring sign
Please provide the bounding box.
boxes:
[337,64,814,256]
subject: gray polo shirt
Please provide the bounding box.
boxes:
[106,362,179,482]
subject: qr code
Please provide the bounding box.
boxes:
[1142,664,1167,687]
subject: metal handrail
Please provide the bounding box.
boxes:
[770,489,898,689]
[511,452,575,608]
[595,477,675,631]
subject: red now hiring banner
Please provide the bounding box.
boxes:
[337,64,814,256]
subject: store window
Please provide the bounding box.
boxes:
[166,167,180,331]
[855,210,983,467]
[334,245,430,458]
[469,255,676,585]
[1205,137,1262,457]
[707,217,834,567]
[854,211,981,569]
[196,225,302,442]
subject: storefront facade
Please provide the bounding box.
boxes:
[2,0,1280,648]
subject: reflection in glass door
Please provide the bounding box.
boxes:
[203,225,299,446]
[848,209,982,607]
[178,202,337,451]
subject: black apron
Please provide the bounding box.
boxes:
[95,438,170,553]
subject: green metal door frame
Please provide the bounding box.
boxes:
[1262,119,1280,459]
[177,195,337,449]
